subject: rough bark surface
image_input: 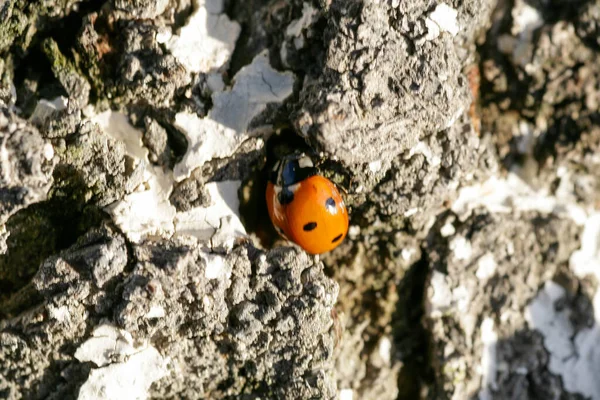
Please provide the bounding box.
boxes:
[1,0,600,399]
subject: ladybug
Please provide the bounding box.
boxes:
[266,152,349,254]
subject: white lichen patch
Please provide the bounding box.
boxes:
[512,120,538,155]
[75,324,138,367]
[406,141,441,167]
[498,0,545,68]
[510,0,544,67]
[377,336,392,366]
[174,181,246,248]
[203,252,232,280]
[451,148,600,399]
[428,273,477,343]
[475,252,497,281]
[403,207,419,217]
[106,165,176,243]
[425,4,460,40]
[76,325,168,400]
[43,143,54,160]
[368,159,382,173]
[452,174,587,225]
[478,318,498,400]
[563,212,600,399]
[440,221,456,237]
[282,2,318,59]
[348,225,361,239]
[0,141,11,185]
[29,96,68,125]
[339,388,354,400]
[145,305,166,320]
[48,304,72,325]
[449,235,472,260]
[286,3,318,38]
[428,271,452,315]
[570,212,600,279]
[94,111,249,249]
[94,111,176,243]
[401,247,416,262]
[0,225,7,254]
[526,281,600,399]
[0,134,8,169]
[452,285,471,314]
[173,52,295,181]
[167,0,241,74]
[92,110,149,163]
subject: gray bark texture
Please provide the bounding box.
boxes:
[1,0,600,399]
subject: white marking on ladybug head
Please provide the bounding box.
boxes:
[326,197,338,214]
[298,156,313,168]
[288,183,301,193]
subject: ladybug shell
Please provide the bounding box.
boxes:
[266,154,349,254]
[266,181,289,238]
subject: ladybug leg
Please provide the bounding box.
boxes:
[338,179,350,196]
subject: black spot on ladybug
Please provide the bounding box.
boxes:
[303,222,317,231]
[331,233,343,243]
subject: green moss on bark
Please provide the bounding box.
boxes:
[0,0,89,53]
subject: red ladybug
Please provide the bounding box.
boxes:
[266,152,349,254]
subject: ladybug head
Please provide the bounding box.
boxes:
[271,152,318,187]
[265,128,316,171]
